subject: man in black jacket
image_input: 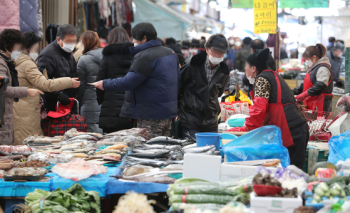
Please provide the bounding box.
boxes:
[179,34,230,138]
[37,24,78,112]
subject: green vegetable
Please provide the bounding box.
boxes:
[170,194,236,205]
[313,194,321,202]
[325,191,330,198]
[311,162,336,176]
[311,200,318,204]
[341,190,346,198]
[307,175,318,183]
[319,182,329,192]
[171,203,225,211]
[330,188,340,197]
[175,178,209,184]
[315,187,325,197]
[328,176,348,185]
[172,184,252,196]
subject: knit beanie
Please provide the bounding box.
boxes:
[246,48,270,70]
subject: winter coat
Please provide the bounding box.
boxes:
[77,48,103,133]
[37,40,78,112]
[234,45,251,72]
[166,44,182,55]
[0,54,28,145]
[0,0,20,31]
[103,40,180,120]
[13,54,72,145]
[326,49,342,82]
[179,52,230,132]
[96,42,135,133]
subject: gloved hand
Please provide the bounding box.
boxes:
[296,91,309,102]
[245,97,269,131]
[227,126,248,132]
[58,92,70,105]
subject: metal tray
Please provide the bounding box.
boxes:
[3,175,44,181]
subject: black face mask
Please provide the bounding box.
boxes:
[0,53,20,102]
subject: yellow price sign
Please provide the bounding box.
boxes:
[254,0,277,34]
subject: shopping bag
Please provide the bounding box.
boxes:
[328,129,350,164]
[222,125,290,167]
[43,113,87,137]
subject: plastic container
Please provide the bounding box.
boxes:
[250,192,302,213]
[227,118,246,127]
[253,185,282,196]
[195,133,221,150]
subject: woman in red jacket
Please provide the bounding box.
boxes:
[229,48,308,169]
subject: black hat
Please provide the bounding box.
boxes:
[205,34,229,53]
[246,48,270,70]
[334,43,345,52]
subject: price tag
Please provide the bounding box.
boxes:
[254,0,277,34]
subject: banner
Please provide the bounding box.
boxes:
[254,0,277,34]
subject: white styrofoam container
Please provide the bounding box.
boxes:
[220,163,278,181]
[250,192,302,213]
[183,154,221,182]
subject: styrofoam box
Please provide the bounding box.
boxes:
[220,163,278,181]
[250,192,302,213]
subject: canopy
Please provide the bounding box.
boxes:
[230,0,328,9]
[132,0,192,40]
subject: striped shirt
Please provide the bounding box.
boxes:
[205,58,220,83]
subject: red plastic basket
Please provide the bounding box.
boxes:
[302,108,333,142]
[253,184,282,196]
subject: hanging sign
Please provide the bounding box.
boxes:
[254,0,277,34]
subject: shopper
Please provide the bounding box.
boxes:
[94,23,180,138]
[13,32,79,145]
[178,34,230,138]
[296,44,333,112]
[0,29,43,145]
[165,38,182,54]
[229,48,308,169]
[226,37,235,66]
[327,37,336,51]
[37,24,78,112]
[76,31,103,133]
[327,42,344,82]
[95,27,135,133]
[234,37,252,72]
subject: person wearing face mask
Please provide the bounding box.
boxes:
[178,34,230,138]
[94,23,180,138]
[234,37,252,72]
[0,29,44,145]
[226,37,235,68]
[13,31,80,145]
[37,24,79,113]
[295,44,333,112]
[326,42,344,83]
[229,48,308,169]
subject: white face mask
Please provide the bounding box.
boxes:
[305,60,313,67]
[61,43,75,53]
[235,41,241,47]
[29,52,39,61]
[209,55,223,65]
[228,40,234,45]
[337,52,343,57]
[134,42,139,47]
[11,51,21,60]
[248,75,255,85]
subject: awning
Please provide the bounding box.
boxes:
[230,0,328,9]
[132,0,192,40]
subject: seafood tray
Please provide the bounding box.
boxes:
[3,175,45,181]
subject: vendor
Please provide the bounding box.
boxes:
[229,48,308,169]
[295,44,333,112]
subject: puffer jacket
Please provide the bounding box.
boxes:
[0,54,28,145]
[179,52,230,132]
[96,42,134,133]
[103,40,180,120]
[13,53,72,145]
[37,40,78,112]
[326,49,342,82]
[77,48,103,133]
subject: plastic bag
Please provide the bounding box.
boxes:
[328,129,350,165]
[172,184,251,196]
[222,126,290,167]
[172,203,225,211]
[169,194,237,205]
[336,93,350,112]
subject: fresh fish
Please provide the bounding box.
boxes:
[213,151,221,155]
[206,147,216,154]
[168,160,184,164]
[184,145,215,153]
[132,149,170,154]
[124,161,163,168]
[183,143,197,150]
[146,137,187,145]
[67,135,99,141]
[141,144,181,151]
[128,150,170,158]
[115,175,176,184]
